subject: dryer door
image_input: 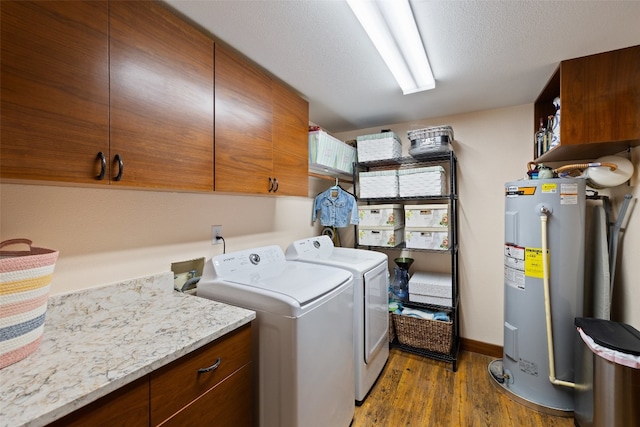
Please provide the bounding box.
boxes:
[364,261,389,363]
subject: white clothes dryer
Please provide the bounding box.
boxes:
[286,235,389,404]
[197,245,355,427]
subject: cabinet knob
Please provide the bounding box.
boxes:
[96,152,106,180]
[273,178,279,192]
[268,177,274,192]
[197,357,222,374]
[113,154,124,182]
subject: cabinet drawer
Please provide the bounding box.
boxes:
[159,363,253,427]
[150,323,252,425]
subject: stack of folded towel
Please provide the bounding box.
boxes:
[388,303,450,322]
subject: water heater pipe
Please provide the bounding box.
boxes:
[553,162,617,175]
[540,210,576,389]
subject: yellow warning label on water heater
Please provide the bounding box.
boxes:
[524,247,549,278]
[541,183,557,193]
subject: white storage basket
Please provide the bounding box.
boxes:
[309,130,356,175]
[359,170,398,198]
[409,272,452,299]
[398,166,445,197]
[408,294,453,307]
[404,204,449,228]
[358,225,404,247]
[359,204,404,227]
[357,132,402,162]
[405,227,449,250]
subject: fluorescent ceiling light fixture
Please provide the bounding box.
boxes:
[347,0,435,95]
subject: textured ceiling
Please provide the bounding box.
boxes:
[165,0,640,133]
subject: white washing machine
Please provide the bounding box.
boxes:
[286,235,389,404]
[197,245,355,427]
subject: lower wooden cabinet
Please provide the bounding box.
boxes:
[150,323,252,426]
[48,324,252,427]
[48,376,150,427]
[158,363,252,427]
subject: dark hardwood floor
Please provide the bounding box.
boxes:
[352,348,575,427]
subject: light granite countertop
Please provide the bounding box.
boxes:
[0,272,255,427]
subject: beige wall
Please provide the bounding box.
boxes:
[333,103,640,346]
[0,182,328,295]
[2,103,638,348]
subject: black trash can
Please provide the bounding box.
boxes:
[574,317,640,427]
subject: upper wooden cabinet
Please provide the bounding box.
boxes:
[272,80,310,197]
[2,1,306,195]
[535,45,640,162]
[214,44,274,194]
[214,44,309,196]
[1,1,110,184]
[1,1,213,191]
[109,1,214,191]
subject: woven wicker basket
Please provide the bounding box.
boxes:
[392,313,453,354]
[0,239,58,369]
[389,312,396,343]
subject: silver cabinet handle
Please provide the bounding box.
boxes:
[273,178,279,192]
[268,177,274,192]
[197,357,221,374]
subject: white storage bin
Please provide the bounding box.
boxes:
[359,204,404,227]
[408,294,453,307]
[404,204,449,228]
[398,166,446,197]
[359,170,398,198]
[335,142,357,174]
[358,225,404,247]
[408,272,452,299]
[309,130,356,175]
[405,227,449,250]
[357,132,402,162]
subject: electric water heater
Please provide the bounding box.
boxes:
[502,177,586,412]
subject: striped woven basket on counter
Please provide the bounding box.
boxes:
[0,239,58,369]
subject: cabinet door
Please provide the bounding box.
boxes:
[215,44,273,194]
[47,376,149,427]
[1,1,109,184]
[272,80,309,196]
[561,45,640,149]
[109,1,214,191]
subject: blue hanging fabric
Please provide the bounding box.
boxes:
[312,180,359,228]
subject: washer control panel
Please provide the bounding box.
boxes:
[211,245,285,277]
[285,235,334,260]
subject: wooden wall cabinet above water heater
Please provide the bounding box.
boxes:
[534,45,640,162]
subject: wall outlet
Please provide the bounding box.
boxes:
[211,225,223,245]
